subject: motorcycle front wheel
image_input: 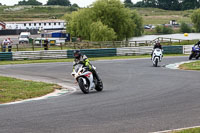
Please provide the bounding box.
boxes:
[78,77,89,94]
[153,58,158,67]
[155,58,158,67]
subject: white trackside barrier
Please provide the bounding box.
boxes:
[183,45,193,55]
[13,50,67,60]
[117,46,153,56]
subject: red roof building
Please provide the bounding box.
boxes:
[0,21,6,29]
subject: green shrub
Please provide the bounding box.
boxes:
[162,26,173,34]
[155,25,173,34]
[191,9,200,32]
[183,14,189,17]
[192,28,196,33]
[180,22,192,33]
[155,25,162,34]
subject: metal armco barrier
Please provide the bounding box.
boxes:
[162,46,183,54]
[0,52,13,61]
[117,46,183,56]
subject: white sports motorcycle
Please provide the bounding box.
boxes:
[151,48,163,67]
[71,64,103,94]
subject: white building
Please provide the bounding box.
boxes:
[5,20,66,30]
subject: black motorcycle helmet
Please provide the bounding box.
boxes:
[156,41,160,45]
[74,50,81,59]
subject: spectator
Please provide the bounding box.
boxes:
[2,39,8,52]
[7,38,13,52]
[43,38,49,50]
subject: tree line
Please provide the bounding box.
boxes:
[5,0,199,10]
[17,0,72,6]
[125,0,200,10]
[1,0,199,10]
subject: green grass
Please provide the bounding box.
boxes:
[135,7,193,25]
[0,76,61,103]
[0,58,73,65]
[135,7,193,16]
[144,28,181,35]
[143,15,191,25]
[171,127,200,133]
[179,61,200,70]
[0,54,184,65]
[0,6,193,25]
[160,40,198,46]
[0,5,77,21]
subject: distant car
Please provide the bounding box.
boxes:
[151,25,155,29]
[144,25,151,29]
[19,32,31,44]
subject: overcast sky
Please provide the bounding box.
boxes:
[0,0,141,7]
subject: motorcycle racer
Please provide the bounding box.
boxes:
[72,50,101,83]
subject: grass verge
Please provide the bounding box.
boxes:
[171,127,200,133]
[179,61,200,70]
[0,76,61,104]
[0,54,184,65]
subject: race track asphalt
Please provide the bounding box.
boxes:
[0,56,200,133]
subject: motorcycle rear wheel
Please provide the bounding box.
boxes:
[189,53,194,60]
[95,79,103,92]
[195,54,199,59]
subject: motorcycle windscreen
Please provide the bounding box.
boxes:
[74,64,83,73]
